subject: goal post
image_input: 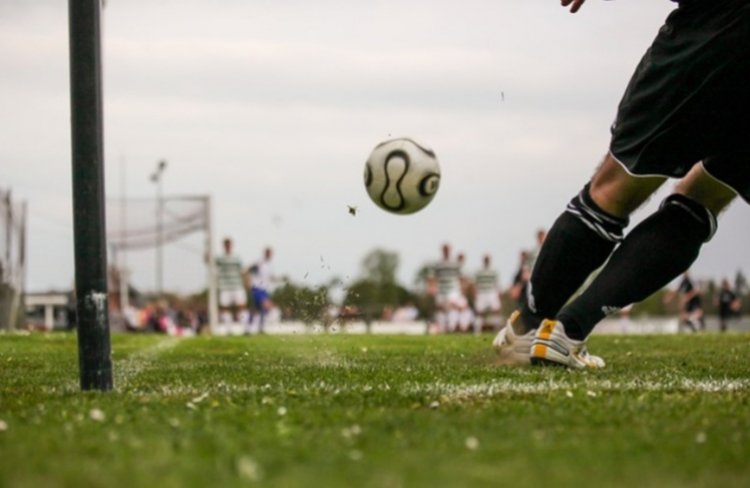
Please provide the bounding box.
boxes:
[105,195,219,332]
[68,0,113,391]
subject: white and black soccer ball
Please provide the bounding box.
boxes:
[363,138,441,215]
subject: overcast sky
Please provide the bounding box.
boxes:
[2,0,748,295]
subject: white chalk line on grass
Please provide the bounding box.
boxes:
[126,376,750,400]
[38,336,185,394]
[115,336,183,389]
[408,378,750,400]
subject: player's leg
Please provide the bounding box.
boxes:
[218,290,232,323]
[535,0,750,357]
[251,287,269,334]
[229,289,248,331]
[530,164,735,367]
[516,153,664,334]
[445,293,461,333]
[696,307,706,331]
[487,295,502,332]
[547,164,735,349]
[456,295,473,333]
[719,311,728,332]
[475,309,486,335]
[259,294,274,333]
[474,295,486,333]
[476,293,499,334]
[681,308,697,333]
[447,306,459,333]
[502,0,749,365]
[682,309,697,333]
[434,295,448,333]
[495,155,662,364]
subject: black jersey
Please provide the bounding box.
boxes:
[718,288,737,316]
[678,276,702,311]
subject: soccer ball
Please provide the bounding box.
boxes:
[363,138,441,214]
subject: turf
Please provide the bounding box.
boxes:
[1,332,749,487]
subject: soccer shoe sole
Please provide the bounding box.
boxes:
[530,345,604,369]
[529,339,576,368]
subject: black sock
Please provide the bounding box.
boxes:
[518,184,627,332]
[558,194,717,340]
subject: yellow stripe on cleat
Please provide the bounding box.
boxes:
[538,320,555,340]
[531,344,547,358]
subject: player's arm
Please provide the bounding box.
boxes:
[424,267,438,296]
[662,289,676,304]
[561,0,586,13]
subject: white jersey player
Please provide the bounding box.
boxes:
[248,247,276,334]
[456,252,475,333]
[428,244,468,333]
[215,237,248,324]
[474,254,502,333]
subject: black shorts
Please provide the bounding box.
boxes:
[685,297,702,313]
[609,0,750,203]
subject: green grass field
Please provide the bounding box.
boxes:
[1,332,749,487]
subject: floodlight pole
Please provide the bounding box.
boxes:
[68,0,113,391]
[150,160,167,296]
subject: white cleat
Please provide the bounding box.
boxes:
[529,319,605,369]
[492,311,536,365]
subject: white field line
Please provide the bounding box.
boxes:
[38,336,185,394]
[114,336,183,389]
[124,377,750,399]
[211,318,687,336]
[406,378,750,399]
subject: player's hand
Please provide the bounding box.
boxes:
[561,0,586,13]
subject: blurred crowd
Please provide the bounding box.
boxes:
[85,231,748,336]
[422,230,545,335]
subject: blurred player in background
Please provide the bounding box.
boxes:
[676,271,705,332]
[247,246,276,334]
[474,254,502,334]
[509,250,530,307]
[427,243,467,333]
[518,228,546,316]
[456,252,475,332]
[716,278,740,332]
[215,237,248,324]
[495,0,750,368]
[525,228,547,275]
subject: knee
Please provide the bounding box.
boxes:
[566,183,629,243]
[674,164,737,215]
[589,153,665,218]
[660,193,717,242]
